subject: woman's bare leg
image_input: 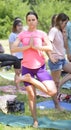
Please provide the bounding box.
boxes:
[60,62,71,87]
[60,73,71,87]
[63,62,71,73]
[51,70,64,110]
[26,85,38,128]
[14,69,21,91]
[16,74,57,96]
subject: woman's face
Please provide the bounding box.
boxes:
[60,20,68,30]
[26,14,38,29]
[16,22,23,33]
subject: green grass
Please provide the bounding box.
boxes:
[0,40,71,129]
[0,74,71,130]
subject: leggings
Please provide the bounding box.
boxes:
[0,54,21,69]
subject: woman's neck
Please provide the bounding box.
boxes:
[28,27,37,32]
[55,25,59,30]
[55,25,62,32]
[15,30,22,34]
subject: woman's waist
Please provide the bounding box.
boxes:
[21,58,45,69]
[51,51,65,58]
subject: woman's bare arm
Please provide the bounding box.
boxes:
[11,38,30,53]
[9,42,14,55]
[32,36,53,51]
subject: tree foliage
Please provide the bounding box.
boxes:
[30,0,71,31]
[0,0,29,38]
[0,0,71,38]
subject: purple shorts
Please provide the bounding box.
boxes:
[22,64,52,86]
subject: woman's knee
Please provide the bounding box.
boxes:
[49,85,57,96]
[49,81,57,96]
[43,81,57,96]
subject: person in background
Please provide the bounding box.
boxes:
[66,16,71,61]
[50,14,70,92]
[60,16,71,86]
[48,14,58,32]
[11,11,57,128]
[9,18,23,61]
[14,17,21,21]
[0,54,21,87]
[51,14,57,28]
[9,18,23,91]
[48,13,71,110]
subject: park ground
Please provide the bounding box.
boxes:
[0,40,71,130]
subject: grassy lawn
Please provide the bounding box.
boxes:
[0,72,71,130]
[0,40,71,130]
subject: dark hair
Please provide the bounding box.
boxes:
[12,19,22,32]
[67,16,70,20]
[14,17,21,21]
[26,11,38,20]
[51,14,57,27]
[56,13,68,30]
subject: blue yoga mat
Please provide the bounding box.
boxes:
[37,100,71,111]
[62,80,71,89]
[0,113,71,130]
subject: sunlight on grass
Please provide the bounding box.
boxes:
[0,76,71,130]
[0,125,42,130]
[0,40,10,54]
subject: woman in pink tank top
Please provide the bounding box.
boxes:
[11,12,57,128]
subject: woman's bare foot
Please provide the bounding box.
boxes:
[15,74,31,84]
[33,120,38,128]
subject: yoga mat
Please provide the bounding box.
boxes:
[0,113,71,129]
[0,85,27,94]
[0,72,15,81]
[37,100,71,111]
[62,80,71,89]
[0,85,50,97]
